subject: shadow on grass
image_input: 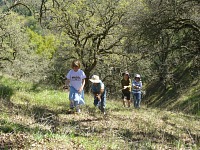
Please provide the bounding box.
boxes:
[144,81,180,108]
[162,118,200,145]
[172,93,200,115]
[0,118,53,149]
[118,128,179,146]
[0,84,14,103]
[0,119,51,134]
[144,67,200,115]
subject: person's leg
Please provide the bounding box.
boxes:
[69,88,75,109]
[133,93,137,108]
[74,101,80,112]
[134,93,141,108]
[69,89,74,109]
[100,91,106,114]
[127,92,131,107]
[122,93,126,107]
[134,93,139,108]
[137,93,142,108]
[76,105,80,112]
[94,97,99,107]
[70,100,74,109]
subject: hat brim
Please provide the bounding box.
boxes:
[89,79,101,83]
[135,76,140,78]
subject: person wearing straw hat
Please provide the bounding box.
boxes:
[132,74,142,109]
[121,71,131,107]
[64,60,86,113]
[89,75,106,114]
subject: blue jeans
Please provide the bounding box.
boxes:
[69,86,85,109]
[94,91,106,112]
[132,92,141,108]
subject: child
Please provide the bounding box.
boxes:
[121,71,131,107]
[89,75,106,115]
[65,60,86,113]
[132,74,142,109]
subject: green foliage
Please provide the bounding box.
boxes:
[26,28,60,59]
[24,16,42,31]
[124,0,200,110]
[0,12,27,62]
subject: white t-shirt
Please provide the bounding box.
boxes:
[66,69,86,91]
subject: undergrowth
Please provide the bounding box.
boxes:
[0,75,199,149]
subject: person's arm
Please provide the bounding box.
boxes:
[129,79,132,87]
[125,79,132,89]
[64,79,70,89]
[134,82,142,89]
[128,79,132,91]
[64,70,71,89]
[96,83,104,99]
[139,81,142,89]
[95,88,103,100]
[132,81,136,89]
[121,80,124,89]
[78,79,85,93]
[99,88,104,95]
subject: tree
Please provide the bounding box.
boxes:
[38,0,133,91]
[0,12,24,68]
[0,0,34,67]
[127,0,200,89]
[0,2,59,82]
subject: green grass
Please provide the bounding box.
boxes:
[0,75,200,149]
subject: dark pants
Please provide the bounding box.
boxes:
[94,90,106,112]
[122,91,131,100]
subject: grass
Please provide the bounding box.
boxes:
[145,75,200,116]
[0,75,200,149]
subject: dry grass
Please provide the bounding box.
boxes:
[0,76,200,149]
[1,99,199,149]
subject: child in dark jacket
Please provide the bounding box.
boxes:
[121,71,131,107]
[89,75,106,114]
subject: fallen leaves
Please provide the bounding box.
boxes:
[0,133,30,149]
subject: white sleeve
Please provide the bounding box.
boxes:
[101,82,105,89]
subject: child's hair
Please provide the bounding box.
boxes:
[71,60,81,68]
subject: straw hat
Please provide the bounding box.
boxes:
[89,75,101,83]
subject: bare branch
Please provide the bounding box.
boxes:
[8,2,32,15]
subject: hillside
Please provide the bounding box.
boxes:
[0,75,200,149]
[144,67,200,116]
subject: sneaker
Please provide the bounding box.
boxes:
[70,101,74,109]
[70,106,75,109]
[101,108,106,115]
[76,108,81,113]
[76,105,81,113]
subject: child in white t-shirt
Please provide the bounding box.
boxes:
[64,60,86,113]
